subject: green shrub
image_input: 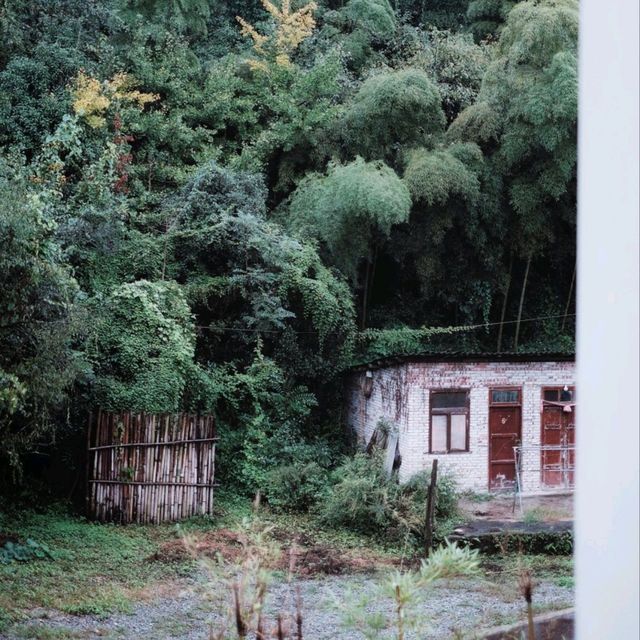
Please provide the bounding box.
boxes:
[318,452,460,547]
[318,452,397,534]
[266,461,329,512]
[263,439,334,512]
[402,469,460,544]
[0,538,53,564]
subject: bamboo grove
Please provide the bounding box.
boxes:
[0,0,577,496]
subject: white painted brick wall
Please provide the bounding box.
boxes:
[345,360,576,493]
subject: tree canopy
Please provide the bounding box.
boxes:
[0,0,577,490]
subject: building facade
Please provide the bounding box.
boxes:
[345,355,576,494]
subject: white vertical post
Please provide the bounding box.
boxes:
[577,1,639,638]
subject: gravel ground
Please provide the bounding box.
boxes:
[1,569,573,639]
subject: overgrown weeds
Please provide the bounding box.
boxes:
[338,541,481,640]
[187,515,307,639]
[317,451,459,548]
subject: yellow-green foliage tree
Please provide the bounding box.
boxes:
[237,0,317,69]
[71,71,158,129]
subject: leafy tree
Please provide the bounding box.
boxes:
[113,29,215,196]
[0,161,83,476]
[466,0,517,41]
[0,44,80,154]
[412,27,491,122]
[0,0,116,66]
[288,157,411,279]
[168,161,355,379]
[205,348,320,494]
[395,0,470,30]
[71,71,159,130]
[449,0,578,348]
[237,0,318,69]
[89,280,197,412]
[234,50,349,193]
[341,69,446,161]
[287,156,411,326]
[319,0,397,72]
[372,141,494,329]
[403,143,481,206]
[118,0,213,36]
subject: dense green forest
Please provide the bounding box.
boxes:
[0,0,577,498]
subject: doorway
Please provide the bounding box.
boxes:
[541,387,576,488]
[489,388,522,490]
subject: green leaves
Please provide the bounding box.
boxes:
[403,144,482,207]
[90,280,196,413]
[341,69,446,160]
[0,538,54,565]
[452,0,578,254]
[0,162,82,476]
[288,157,411,281]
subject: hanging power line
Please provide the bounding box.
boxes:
[194,313,576,335]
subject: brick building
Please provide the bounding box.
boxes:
[345,354,576,494]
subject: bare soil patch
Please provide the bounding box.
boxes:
[150,529,398,576]
[460,493,573,523]
[150,528,248,564]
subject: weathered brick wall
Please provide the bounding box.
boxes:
[345,360,576,493]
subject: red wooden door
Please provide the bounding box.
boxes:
[541,393,575,488]
[489,389,521,490]
[541,405,564,486]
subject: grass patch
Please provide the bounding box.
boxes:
[0,495,575,635]
[10,624,90,639]
[554,574,575,588]
[0,508,194,629]
[0,494,406,632]
[481,554,574,584]
[461,490,495,503]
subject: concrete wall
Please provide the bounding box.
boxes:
[345,360,576,492]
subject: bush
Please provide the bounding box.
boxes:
[0,538,53,564]
[318,452,460,546]
[402,470,460,544]
[266,461,329,513]
[263,439,334,512]
[318,452,396,534]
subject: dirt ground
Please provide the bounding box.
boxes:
[150,527,403,577]
[459,493,574,523]
[0,495,575,639]
[1,566,574,640]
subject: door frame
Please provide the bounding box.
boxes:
[487,386,522,491]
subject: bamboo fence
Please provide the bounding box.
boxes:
[87,410,217,524]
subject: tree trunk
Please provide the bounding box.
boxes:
[561,261,577,332]
[514,254,532,351]
[360,249,377,331]
[497,253,514,353]
[366,246,378,322]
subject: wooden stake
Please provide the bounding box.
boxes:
[424,459,438,557]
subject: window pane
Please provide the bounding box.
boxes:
[432,391,467,409]
[451,414,467,450]
[560,388,573,401]
[544,390,559,401]
[431,415,447,452]
[491,389,519,404]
